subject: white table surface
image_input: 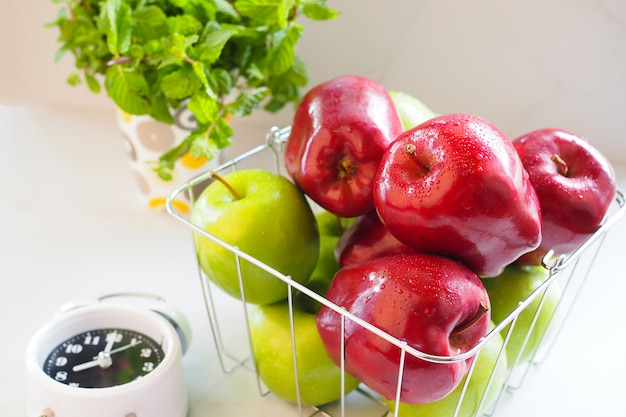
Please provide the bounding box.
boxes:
[1,104,625,417]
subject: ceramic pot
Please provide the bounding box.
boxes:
[116,105,220,213]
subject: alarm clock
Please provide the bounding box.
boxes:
[25,293,191,417]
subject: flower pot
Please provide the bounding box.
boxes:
[116,106,220,213]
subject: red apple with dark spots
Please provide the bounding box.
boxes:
[513,128,617,265]
[316,253,491,404]
[373,113,542,277]
[285,75,404,217]
[334,210,417,267]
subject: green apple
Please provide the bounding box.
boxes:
[481,264,561,368]
[386,322,508,417]
[294,210,356,314]
[312,210,357,280]
[388,90,438,130]
[249,300,361,406]
[191,169,320,305]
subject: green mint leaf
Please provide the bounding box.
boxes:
[190,135,220,161]
[286,54,309,86]
[85,73,101,93]
[99,0,133,56]
[266,23,302,75]
[149,91,175,124]
[143,38,164,56]
[161,66,200,100]
[53,47,67,64]
[214,0,240,19]
[187,90,219,124]
[169,0,190,8]
[192,61,219,98]
[211,118,234,148]
[210,68,233,96]
[235,0,293,27]
[228,86,270,117]
[167,14,202,36]
[196,27,238,65]
[184,0,218,22]
[263,56,308,112]
[159,33,199,68]
[132,5,169,41]
[245,63,265,81]
[105,65,152,114]
[128,44,145,60]
[301,0,340,20]
[157,135,194,179]
[155,163,174,181]
[67,73,81,87]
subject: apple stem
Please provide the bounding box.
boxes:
[403,143,430,176]
[210,171,241,200]
[551,154,569,177]
[334,215,344,234]
[450,302,489,338]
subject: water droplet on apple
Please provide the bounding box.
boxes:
[423,307,436,317]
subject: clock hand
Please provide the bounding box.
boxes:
[72,351,113,372]
[71,331,118,372]
[107,338,142,356]
[72,339,142,372]
[103,331,117,354]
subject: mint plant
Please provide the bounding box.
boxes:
[48,0,339,179]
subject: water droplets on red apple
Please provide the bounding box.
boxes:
[422,307,436,317]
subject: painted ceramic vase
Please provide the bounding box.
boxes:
[116,106,220,213]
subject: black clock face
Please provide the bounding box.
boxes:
[43,328,165,388]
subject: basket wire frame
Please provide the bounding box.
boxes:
[167,126,626,417]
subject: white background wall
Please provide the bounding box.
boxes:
[2,0,625,163]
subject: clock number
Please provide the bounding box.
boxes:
[140,348,152,358]
[142,362,155,372]
[54,371,68,381]
[54,356,68,367]
[106,332,123,343]
[65,343,83,354]
[84,334,100,345]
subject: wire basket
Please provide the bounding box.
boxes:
[167,126,626,417]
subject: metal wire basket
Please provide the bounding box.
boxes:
[166,126,626,417]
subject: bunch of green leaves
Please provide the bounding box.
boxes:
[48,0,339,180]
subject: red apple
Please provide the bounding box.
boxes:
[334,210,416,267]
[285,75,404,217]
[512,128,617,265]
[373,113,542,277]
[316,253,491,404]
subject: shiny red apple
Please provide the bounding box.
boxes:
[373,113,542,277]
[316,253,491,404]
[334,210,416,267]
[513,128,617,265]
[284,75,404,217]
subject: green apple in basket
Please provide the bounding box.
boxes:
[191,169,320,305]
[481,264,561,368]
[249,300,360,406]
[388,90,438,130]
[385,322,508,417]
[294,210,357,314]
